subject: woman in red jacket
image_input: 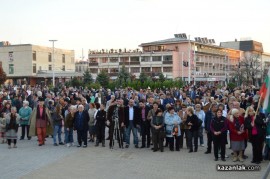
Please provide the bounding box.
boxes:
[228,109,246,162]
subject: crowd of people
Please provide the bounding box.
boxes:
[0,84,270,165]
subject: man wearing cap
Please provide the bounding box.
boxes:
[29,97,53,146]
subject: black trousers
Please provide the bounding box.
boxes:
[206,131,213,152]
[95,124,105,143]
[152,129,164,151]
[187,130,198,151]
[251,135,264,162]
[21,125,30,139]
[109,121,123,148]
[213,135,226,159]
[77,130,87,146]
[169,136,180,150]
[141,121,151,147]
[7,139,17,145]
[179,129,189,148]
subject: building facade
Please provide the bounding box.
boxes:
[0,43,80,86]
[86,34,242,84]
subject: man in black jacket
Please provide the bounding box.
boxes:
[139,101,151,148]
[204,103,218,154]
[124,99,141,148]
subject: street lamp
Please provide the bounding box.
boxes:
[49,40,57,87]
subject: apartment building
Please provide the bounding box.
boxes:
[0,42,80,86]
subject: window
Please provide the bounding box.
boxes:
[120,57,129,62]
[9,64,14,74]
[152,67,161,73]
[152,56,162,62]
[33,64,36,73]
[110,68,119,73]
[48,53,52,62]
[130,57,139,62]
[62,65,65,71]
[163,56,172,61]
[110,57,118,63]
[9,52,13,62]
[89,68,98,73]
[196,67,200,72]
[131,67,140,73]
[48,65,52,71]
[101,57,108,63]
[33,51,36,61]
[163,67,172,72]
[142,67,151,72]
[62,54,65,63]
[141,56,150,62]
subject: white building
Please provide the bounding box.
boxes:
[0,43,81,86]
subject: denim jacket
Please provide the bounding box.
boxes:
[165,112,182,137]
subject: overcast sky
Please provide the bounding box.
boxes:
[1,0,269,59]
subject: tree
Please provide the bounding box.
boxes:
[139,72,148,83]
[83,69,93,84]
[70,77,82,88]
[0,62,7,85]
[239,52,261,85]
[96,70,110,88]
[118,65,130,85]
[158,73,166,83]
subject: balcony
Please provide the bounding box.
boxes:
[119,62,140,65]
[89,63,98,66]
[162,61,173,65]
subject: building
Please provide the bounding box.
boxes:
[0,42,81,86]
[86,34,242,85]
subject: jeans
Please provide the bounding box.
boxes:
[125,122,138,145]
[198,127,204,145]
[65,127,74,144]
[53,125,62,144]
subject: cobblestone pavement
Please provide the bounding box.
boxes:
[0,129,269,179]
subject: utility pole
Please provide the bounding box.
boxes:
[188,35,191,84]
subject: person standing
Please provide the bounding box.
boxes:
[29,97,53,146]
[88,103,97,142]
[52,104,64,146]
[210,109,227,161]
[94,104,106,147]
[124,99,141,148]
[19,101,32,140]
[74,105,89,148]
[5,107,20,149]
[179,104,188,149]
[204,103,218,154]
[186,107,200,153]
[139,101,151,148]
[151,109,164,152]
[195,104,205,147]
[65,105,76,147]
[244,106,265,164]
[165,107,181,151]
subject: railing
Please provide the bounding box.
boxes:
[119,62,140,65]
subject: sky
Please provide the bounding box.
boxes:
[0,0,270,60]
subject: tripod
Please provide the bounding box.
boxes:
[111,118,123,149]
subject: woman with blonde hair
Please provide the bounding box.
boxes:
[186,106,200,153]
[244,106,265,164]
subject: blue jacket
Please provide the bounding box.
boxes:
[165,112,181,137]
[163,98,174,108]
[205,110,214,132]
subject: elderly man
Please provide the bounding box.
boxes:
[74,105,89,148]
[124,99,141,148]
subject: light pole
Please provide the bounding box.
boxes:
[49,40,57,87]
[188,35,191,84]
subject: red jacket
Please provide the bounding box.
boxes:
[228,116,247,141]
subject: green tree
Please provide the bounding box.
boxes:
[118,65,130,85]
[96,70,110,88]
[139,72,148,83]
[0,62,7,85]
[158,73,166,83]
[70,77,82,88]
[83,69,93,84]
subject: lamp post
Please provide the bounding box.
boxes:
[49,40,57,87]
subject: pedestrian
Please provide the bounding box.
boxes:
[29,97,53,146]
[19,100,32,140]
[186,107,200,153]
[165,106,181,151]
[52,104,64,146]
[0,115,6,143]
[151,108,164,152]
[94,103,106,147]
[195,104,205,147]
[74,105,89,148]
[210,109,227,161]
[88,103,97,143]
[5,107,20,149]
[64,105,76,147]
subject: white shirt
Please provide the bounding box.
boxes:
[129,106,134,121]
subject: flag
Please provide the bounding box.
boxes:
[261,67,270,113]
